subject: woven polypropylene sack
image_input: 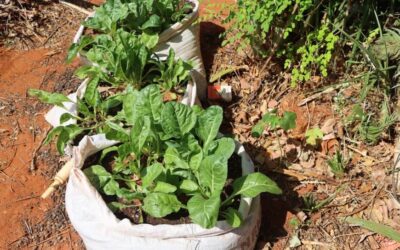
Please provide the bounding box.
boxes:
[65,136,261,250]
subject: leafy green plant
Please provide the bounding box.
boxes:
[327,150,346,178]
[67,0,192,63]
[29,37,193,154]
[154,49,193,91]
[288,24,338,86]
[302,185,345,213]
[251,110,297,137]
[84,0,192,35]
[305,127,324,146]
[223,0,399,86]
[83,85,282,229]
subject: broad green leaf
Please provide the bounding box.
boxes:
[103,178,119,195]
[123,87,139,125]
[77,99,91,117]
[84,165,113,193]
[56,125,83,154]
[144,85,163,122]
[223,208,242,228]
[100,94,123,113]
[161,102,196,139]
[179,179,199,193]
[83,77,100,107]
[116,188,144,201]
[56,128,70,154]
[141,163,163,188]
[28,89,71,108]
[305,128,324,145]
[100,146,118,163]
[44,126,63,145]
[66,36,94,63]
[130,116,151,154]
[207,137,235,159]
[164,146,189,169]
[141,14,162,30]
[185,134,203,171]
[117,143,133,160]
[140,32,159,49]
[142,193,182,218]
[262,112,280,129]
[252,112,280,137]
[232,172,282,197]
[251,121,266,138]
[59,113,76,124]
[123,85,162,125]
[105,121,129,141]
[154,181,177,193]
[196,106,223,151]
[84,0,129,33]
[189,149,203,171]
[192,105,203,115]
[280,111,297,131]
[198,155,227,196]
[187,194,220,229]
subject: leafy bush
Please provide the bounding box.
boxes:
[83,85,282,229]
[84,0,192,35]
[29,34,193,154]
[68,0,193,63]
[223,0,398,86]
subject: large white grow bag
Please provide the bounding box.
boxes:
[73,0,207,99]
[65,135,261,250]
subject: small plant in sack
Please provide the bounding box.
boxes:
[28,31,193,155]
[81,86,282,228]
[67,0,194,62]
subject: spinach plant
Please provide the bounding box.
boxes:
[84,0,192,35]
[29,34,193,155]
[84,85,282,229]
[67,0,192,63]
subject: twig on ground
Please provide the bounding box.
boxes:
[345,145,378,162]
[1,147,17,171]
[298,82,350,106]
[27,227,71,248]
[301,240,332,247]
[30,126,51,171]
[343,184,384,217]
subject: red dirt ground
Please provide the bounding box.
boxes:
[0,46,84,249]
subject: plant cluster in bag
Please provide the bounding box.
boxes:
[28,0,282,230]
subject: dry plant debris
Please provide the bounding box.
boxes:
[200,14,400,248]
[0,0,86,49]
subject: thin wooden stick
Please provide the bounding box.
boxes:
[41,159,74,199]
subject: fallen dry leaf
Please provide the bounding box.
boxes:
[268,99,278,109]
[321,118,336,134]
[321,138,339,155]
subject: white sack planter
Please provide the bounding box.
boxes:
[65,137,261,250]
[45,78,198,155]
[73,0,207,100]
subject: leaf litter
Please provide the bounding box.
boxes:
[202,11,400,249]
